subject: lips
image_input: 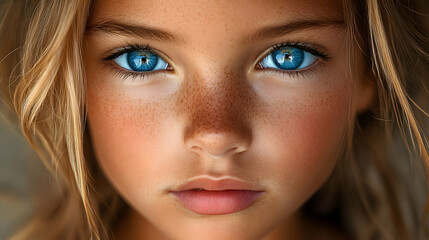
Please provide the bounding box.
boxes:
[170,177,264,215]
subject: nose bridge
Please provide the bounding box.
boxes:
[179,71,254,159]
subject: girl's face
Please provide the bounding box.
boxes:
[83,0,373,239]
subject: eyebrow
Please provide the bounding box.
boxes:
[85,20,184,43]
[86,18,344,45]
[240,18,345,45]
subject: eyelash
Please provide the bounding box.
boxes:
[102,44,168,81]
[257,42,330,79]
[102,42,330,81]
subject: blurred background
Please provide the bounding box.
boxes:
[0,115,51,239]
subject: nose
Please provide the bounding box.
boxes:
[182,74,253,159]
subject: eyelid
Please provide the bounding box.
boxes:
[254,42,331,68]
[250,42,331,80]
[102,44,175,80]
[255,42,330,68]
[103,44,174,68]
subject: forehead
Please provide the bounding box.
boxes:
[88,0,344,42]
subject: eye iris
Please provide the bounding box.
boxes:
[272,47,304,70]
[127,51,159,71]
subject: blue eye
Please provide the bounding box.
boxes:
[113,50,169,72]
[259,46,318,71]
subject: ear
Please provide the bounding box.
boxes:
[355,69,377,114]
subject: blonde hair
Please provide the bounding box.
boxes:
[0,0,428,239]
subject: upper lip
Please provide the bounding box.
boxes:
[172,177,263,192]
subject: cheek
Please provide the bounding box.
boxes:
[86,82,170,196]
[275,92,347,160]
[256,81,349,207]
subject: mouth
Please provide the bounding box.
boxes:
[170,177,265,215]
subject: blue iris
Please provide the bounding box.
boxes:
[128,51,158,71]
[114,50,168,72]
[260,47,317,71]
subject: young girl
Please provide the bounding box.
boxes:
[1,0,428,239]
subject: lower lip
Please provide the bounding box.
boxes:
[172,190,263,215]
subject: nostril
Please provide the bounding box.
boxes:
[225,147,240,155]
[189,144,247,160]
[191,146,202,151]
[232,146,246,153]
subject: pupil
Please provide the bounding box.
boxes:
[127,51,159,71]
[272,47,304,70]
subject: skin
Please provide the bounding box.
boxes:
[83,0,375,239]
